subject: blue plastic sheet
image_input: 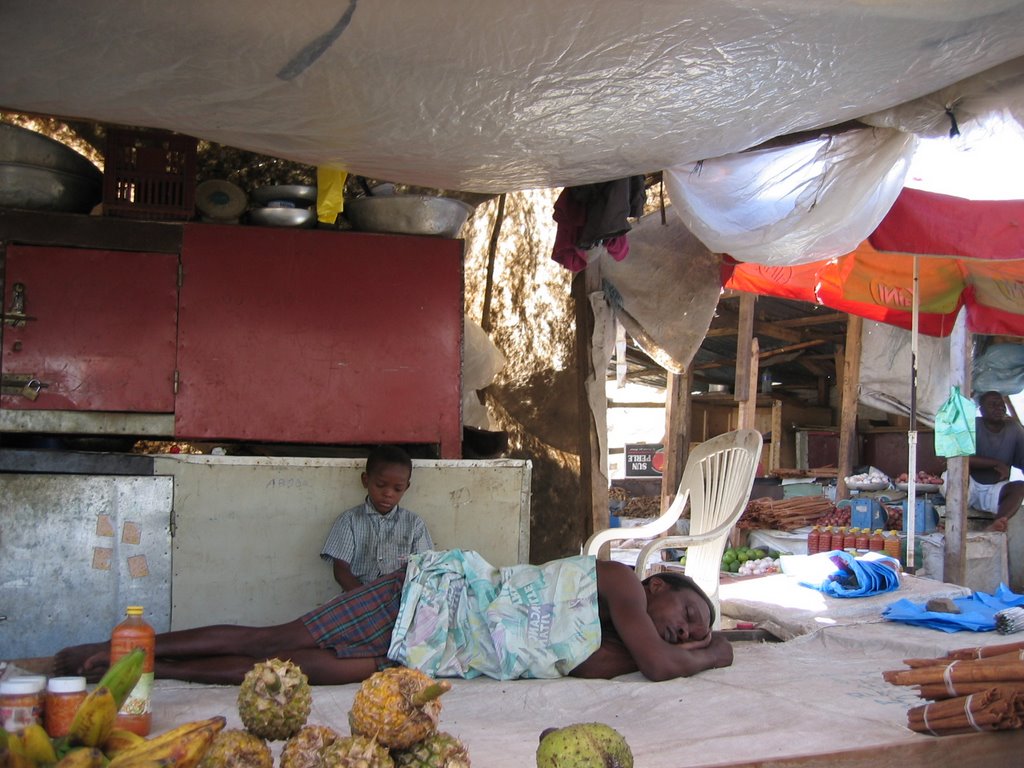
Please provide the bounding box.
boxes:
[882,584,1024,632]
[796,550,902,598]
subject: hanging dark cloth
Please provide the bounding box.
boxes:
[551,176,646,272]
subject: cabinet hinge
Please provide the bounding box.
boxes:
[169,506,177,538]
[173,369,180,394]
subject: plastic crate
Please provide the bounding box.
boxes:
[103,128,197,220]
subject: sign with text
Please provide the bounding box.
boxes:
[625,443,665,477]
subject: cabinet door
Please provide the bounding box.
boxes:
[1,245,179,411]
[176,225,464,456]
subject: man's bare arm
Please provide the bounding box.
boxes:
[595,560,733,681]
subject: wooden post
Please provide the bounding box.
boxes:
[661,368,692,512]
[573,264,608,545]
[944,309,970,586]
[837,315,863,501]
[734,292,756,401]
[737,338,759,430]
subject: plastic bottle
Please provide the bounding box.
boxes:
[883,530,901,561]
[855,528,869,550]
[806,526,820,555]
[869,529,885,552]
[45,677,87,738]
[819,526,833,552]
[110,606,156,736]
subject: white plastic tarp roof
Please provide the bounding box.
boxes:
[3,1,1024,195]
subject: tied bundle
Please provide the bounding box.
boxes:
[738,496,835,531]
[883,640,1024,735]
[996,607,1024,635]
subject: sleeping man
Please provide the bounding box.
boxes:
[56,549,733,685]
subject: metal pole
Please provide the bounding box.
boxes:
[907,256,919,570]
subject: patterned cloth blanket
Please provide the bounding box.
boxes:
[387,549,601,679]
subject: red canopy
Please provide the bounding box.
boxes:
[723,187,1024,337]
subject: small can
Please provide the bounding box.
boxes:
[0,676,46,732]
[45,676,88,737]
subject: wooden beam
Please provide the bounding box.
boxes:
[733,292,756,401]
[944,309,970,586]
[573,266,607,544]
[836,315,863,500]
[773,312,847,329]
[706,318,805,344]
[660,368,691,512]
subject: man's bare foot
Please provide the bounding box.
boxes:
[54,642,110,681]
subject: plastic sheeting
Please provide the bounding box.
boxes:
[2,3,1024,192]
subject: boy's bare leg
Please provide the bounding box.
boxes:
[156,650,381,685]
[56,619,316,679]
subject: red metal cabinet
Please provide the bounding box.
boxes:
[1,245,178,411]
[175,224,464,457]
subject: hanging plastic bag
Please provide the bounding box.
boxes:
[934,386,977,457]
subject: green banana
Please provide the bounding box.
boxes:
[20,724,57,765]
[107,716,225,768]
[53,747,106,768]
[97,648,147,711]
[64,647,146,749]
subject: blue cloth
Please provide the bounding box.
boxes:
[797,550,902,598]
[882,584,1024,632]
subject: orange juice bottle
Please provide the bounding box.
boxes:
[110,606,155,735]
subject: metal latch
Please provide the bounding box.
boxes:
[3,283,36,326]
[1,373,47,400]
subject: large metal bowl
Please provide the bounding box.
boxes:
[247,206,317,228]
[344,195,474,238]
[0,123,102,213]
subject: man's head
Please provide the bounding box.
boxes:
[641,571,715,644]
[361,445,413,515]
[978,391,1008,425]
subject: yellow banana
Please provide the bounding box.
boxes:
[62,646,147,751]
[1,746,39,768]
[102,729,146,758]
[53,748,105,768]
[3,735,25,759]
[107,716,225,768]
[20,724,57,765]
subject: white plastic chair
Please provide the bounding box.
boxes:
[585,428,763,628]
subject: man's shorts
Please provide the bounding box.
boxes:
[301,568,405,658]
[968,477,1009,515]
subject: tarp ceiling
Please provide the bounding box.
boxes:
[3,2,1024,193]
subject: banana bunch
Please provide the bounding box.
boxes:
[2,717,225,768]
[63,648,146,749]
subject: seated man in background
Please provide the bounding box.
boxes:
[970,391,1024,532]
[56,552,733,685]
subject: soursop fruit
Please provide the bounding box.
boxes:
[197,729,274,768]
[280,725,342,768]
[348,667,451,749]
[321,735,394,768]
[237,658,312,741]
[392,731,471,767]
[535,723,633,768]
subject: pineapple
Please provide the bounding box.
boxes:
[321,735,394,768]
[392,731,471,767]
[348,667,451,750]
[197,729,274,768]
[237,659,312,741]
[280,725,342,768]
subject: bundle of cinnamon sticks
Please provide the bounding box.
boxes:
[738,495,834,531]
[883,640,1024,735]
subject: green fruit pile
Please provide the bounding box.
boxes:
[720,547,767,573]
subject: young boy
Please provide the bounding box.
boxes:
[321,445,434,590]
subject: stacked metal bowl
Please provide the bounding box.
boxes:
[0,123,102,213]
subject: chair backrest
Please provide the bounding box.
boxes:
[634,428,763,623]
[584,428,762,559]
